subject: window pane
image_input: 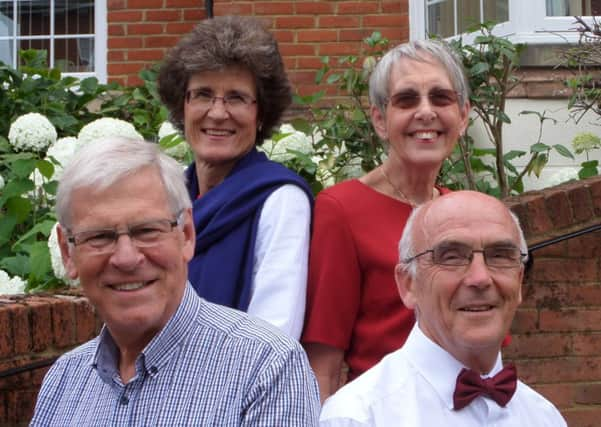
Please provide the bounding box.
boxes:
[17,0,50,36]
[18,37,49,63]
[483,0,508,23]
[427,0,455,38]
[54,36,93,72]
[0,2,14,65]
[457,0,481,34]
[55,0,94,35]
[546,0,601,15]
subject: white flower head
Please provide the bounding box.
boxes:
[0,269,26,295]
[158,121,189,160]
[8,113,57,153]
[46,137,79,180]
[572,132,601,154]
[261,124,315,162]
[78,118,143,146]
[0,174,4,190]
[48,223,79,287]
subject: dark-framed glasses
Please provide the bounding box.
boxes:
[403,242,527,269]
[185,88,256,115]
[67,211,184,254]
[388,88,459,110]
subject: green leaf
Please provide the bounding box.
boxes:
[553,144,574,159]
[27,241,52,281]
[11,158,38,178]
[5,196,33,224]
[36,159,55,179]
[530,143,550,153]
[530,153,548,177]
[1,179,35,199]
[0,254,30,278]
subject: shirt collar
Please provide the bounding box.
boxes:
[91,282,202,383]
[403,323,504,410]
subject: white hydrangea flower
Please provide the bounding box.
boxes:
[158,121,189,160]
[46,137,79,180]
[261,124,316,162]
[78,118,143,146]
[0,269,26,295]
[48,223,79,287]
[0,174,4,190]
[8,113,57,153]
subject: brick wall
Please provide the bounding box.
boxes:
[2,176,600,425]
[505,174,601,427]
[107,1,408,94]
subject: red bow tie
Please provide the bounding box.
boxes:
[453,364,517,410]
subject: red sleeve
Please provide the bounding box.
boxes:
[301,191,361,350]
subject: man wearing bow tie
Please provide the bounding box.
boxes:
[319,191,566,426]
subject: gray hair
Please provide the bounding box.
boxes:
[398,203,529,278]
[56,137,192,228]
[369,39,469,113]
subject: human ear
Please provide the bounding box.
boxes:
[370,104,388,140]
[181,208,196,262]
[458,100,471,136]
[57,225,79,280]
[395,264,417,309]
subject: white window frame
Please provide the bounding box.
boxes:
[0,0,106,82]
[410,0,598,45]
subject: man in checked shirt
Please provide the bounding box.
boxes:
[30,137,320,426]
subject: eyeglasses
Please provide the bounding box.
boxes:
[185,88,257,115]
[403,242,527,269]
[67,211,184,254]
[387,88,459,110]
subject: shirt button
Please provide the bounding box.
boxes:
[150,366,158,375]
[120,396,129,405]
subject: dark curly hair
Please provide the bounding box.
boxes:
[158,15,292,145]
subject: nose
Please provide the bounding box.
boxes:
[464,252,493,289]
[109,234,144,271]
[413,95,437,122]
[206,97,229,119]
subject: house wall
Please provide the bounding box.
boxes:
[1,176,600,426]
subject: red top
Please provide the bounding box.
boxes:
[302,179,451,380]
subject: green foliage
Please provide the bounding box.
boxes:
[446,23,573,197]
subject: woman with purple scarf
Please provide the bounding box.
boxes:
[158,16,312,339]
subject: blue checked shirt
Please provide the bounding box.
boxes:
[30,283,320,426]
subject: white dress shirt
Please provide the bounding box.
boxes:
[248,184,311,340]
[320,324,567,427]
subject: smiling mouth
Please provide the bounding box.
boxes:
[108,281,154,292]
[459,305,495,312]
[203,128,234,136]
[410,130,440,140]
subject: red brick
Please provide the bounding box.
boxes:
[145,36,181,49]
[338,2,379,14]
[567,233,601,258]
[107,0,126,9]
[530,258,597,282]
[165,0,200,7]
[529,383,574,409]
[272,30,295,43]
[128,0,163,7]
[589,176,601,216]
[107,11,143,22]
[108,24,125,36]
[319,43,363,56]
[540,309,601,332]
[108,62,145,75]
[126,23,164,35]
[504,333,572,358]
[275,16,315,29]
[295,2,334,14]
[183,9,206,21]
[255,2,294,14]
[51,298,75,348]
[340,29,372,42]
[0,307,12,358]
[563,407,601,427]
[107,50,125,61]
[16,390,38,422]
[0,392,6,423]
[379,27,407,43]
[516,356,601,383]
[524,194,554,235]
[544,189,572,229]
[108,37,143,49]
[568,284,601,307]
[510,308,539,333]
[383,1,404,13]
[297,57,325,70]
[298,30,338,43]
[146,10,182,21]
[128,49,165,62]
[573,332,601,356]
[531,240,566,257]
[11,305,31,355]
[319,16,361,28]
[363,14,408,27]
[165,22,197,35]
[27,300,51,352]
[74,298,97,343]
[568,185,594,223]
[214,3,253,16]
[279,44,316,56]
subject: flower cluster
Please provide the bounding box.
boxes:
[78,117,144,146]
[8,112,57,152]
[48,223,79,287]
[0,174,4,190]
[261,124,316,162]
[0,270,26,295]
[572,132,601,155]
[158,121,189,160]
